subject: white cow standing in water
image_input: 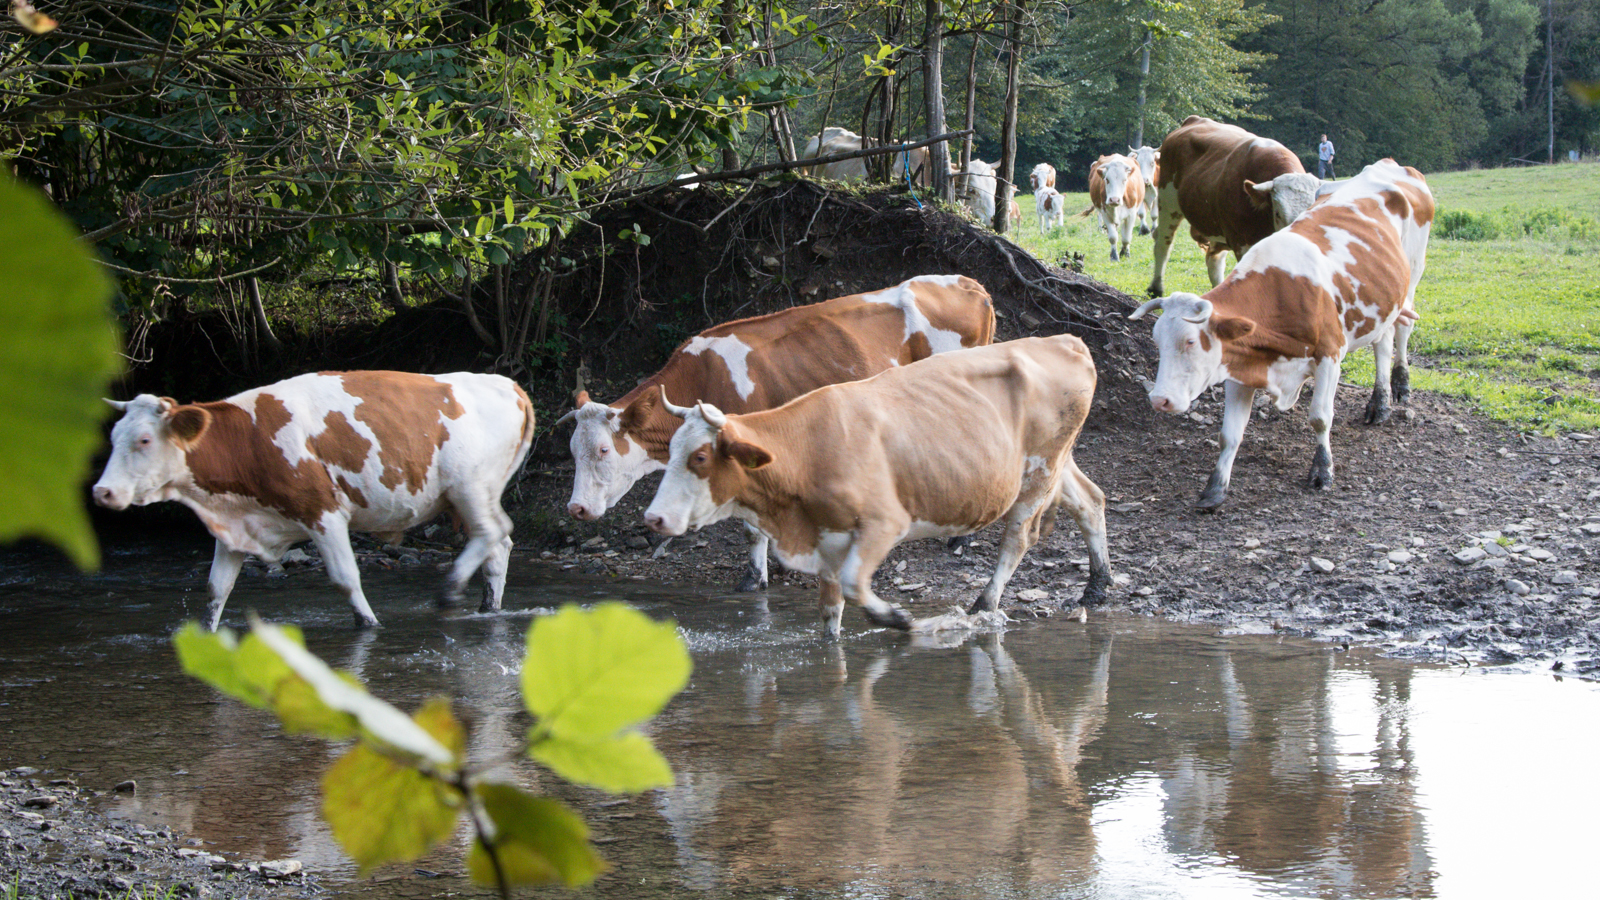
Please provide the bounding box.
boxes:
[93,371,535,629]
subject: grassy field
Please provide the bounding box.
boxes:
[1006,162,1600,434]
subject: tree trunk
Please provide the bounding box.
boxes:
[246,277,282,355]
[992,0,1025,234]
[1135,28,1151,148]
[721,0,741,171]
[961,34,980,172]
[381,261,408,312]
[923,0,951,200]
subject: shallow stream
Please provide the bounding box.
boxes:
[2,535,1595,898]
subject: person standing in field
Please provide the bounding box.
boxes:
[1317,134,1336,179]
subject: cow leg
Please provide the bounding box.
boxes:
[1365,327,1397,425]
[312,522,380,628]
[736,522,770,592]
[1392,316,1415,404]
[817,576,846,641]
[1147,186,1183,296]
[1307,358,1341,490]
[1118,214,1136,260]
[1204,247,1229,286]
[840,526,913,631]
[442,495,513,608]
[1197,381,1255,511]
[205,540,247,632]
[969,466,1057,613]
[478,534,512,613]
[1056,460,1112,607]
[1101,213,1120,261]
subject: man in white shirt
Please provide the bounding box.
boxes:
[1317,134,1336,179]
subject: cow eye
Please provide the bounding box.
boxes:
[1185,338,1197,348]
[598,445,610,456]
[137,435,152,447]
[693,452,707,465]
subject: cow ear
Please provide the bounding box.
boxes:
[1243,179,1272,209]
[619,391,656,430]
[1212,315,1257,342]
[721,438,773,471]
[165,405,211,449]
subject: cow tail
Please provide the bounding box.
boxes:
[1075,205,1095,219]
[513,384,537,472]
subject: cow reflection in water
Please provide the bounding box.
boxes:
[1156,648,1432,897]
[653,628,1435,897]
[655,633,1113,892]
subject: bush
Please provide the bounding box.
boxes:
[1435,209,1504,241]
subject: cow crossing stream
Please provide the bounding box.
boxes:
[2,533,1596,898]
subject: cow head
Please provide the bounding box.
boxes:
[1129,293,1256,415]
[1098,156,1136,207]
[93,395,211,510]
[1244,172,1322,230]
[1131,146,1159,185]
[558,390,662,521]
[644,390,771,536]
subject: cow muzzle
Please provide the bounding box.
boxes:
[1149,394,1187,415]
[643,511,683,536]
[567,500,601,521]
[92,485,127,510]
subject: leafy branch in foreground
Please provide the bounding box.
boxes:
[174,602,691,895]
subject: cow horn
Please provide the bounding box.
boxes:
[555,409,578,428]
[1182,300,1215,324]
[696,402,727,430]
[659,386,692,419]
[103,398,129,412]
[1129,297,1164,320]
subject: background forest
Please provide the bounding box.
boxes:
[1,0,1595,373]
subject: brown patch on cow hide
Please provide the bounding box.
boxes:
[308,411,372,473]
[186,398,340,530]
[336,475,369,509]
[338,372,463,494]
[901,330,933,365]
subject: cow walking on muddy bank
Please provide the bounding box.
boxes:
[1132,159,1434,509]
[643,335,1111,639]
[93,371,535,629]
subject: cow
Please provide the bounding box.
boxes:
[1028,162,1056,192]
[559,275,996,591]
[91,371,536,629]
[1082,154,1145,261]
[799,127,944,186]
[1036,186,1065,232]
[1130,144,1160,234]
[954,158,997,223]
[1129,159,1433,510]
[642,334,1111,639]
[1148,116,1324,296]
[1008,199,1022,226]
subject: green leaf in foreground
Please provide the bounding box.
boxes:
[529,730,674,793]
[323,700,466,874]
[521,602,691,739]
[174,621,358,740]
[0,177,121,570]
[468,783,604,888]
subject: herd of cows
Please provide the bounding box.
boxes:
[89,116,1436,638]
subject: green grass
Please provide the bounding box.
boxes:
[1007,163,1600,434]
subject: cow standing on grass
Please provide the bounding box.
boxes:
[1131,145,1160,234]
[1036,186,1065,232]
[1130,160,1433,509]
[642,335,1111,639]
[1148,116,1324,296]
[92,371,536,628]
[1082,154,1145,261]
[560,275,996,591]
[1029,162,1056,192]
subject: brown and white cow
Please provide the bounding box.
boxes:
[1028,162,1056,192]
[1130,144,1160,234]
[1130,160,1433,509]
[1036,186,1064,232]
[1148,116,1323,296]
[560,275,996,590]
[642,335,1111,638]
[799,127,946,186]
[954,158,998,223]
[92,371,535,628]
[1083,154,1145,261]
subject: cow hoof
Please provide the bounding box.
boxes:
[1138,225,1151,236]
[477,600,501,614]
[1146,283,1163,298]
[965,597,997,616]
[1364,405,1391,426]
[735,571,768,593]
[1194,483,1228,511]
[1077,578,1111,608]
[1391,367,1411,404]
[864,605,914,631]
[354,615,380,629]
[1308,468,1334,491]
[947,535,972,557]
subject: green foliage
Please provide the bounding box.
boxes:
[1436,208,1506,241]
[175,603,689,892]
[0,178,120,570]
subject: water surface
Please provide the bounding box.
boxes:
[1,535,1594,898]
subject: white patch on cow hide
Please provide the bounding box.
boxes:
[683,335,756,401]
[1265,356,1316,410]
[862,278,966,354]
